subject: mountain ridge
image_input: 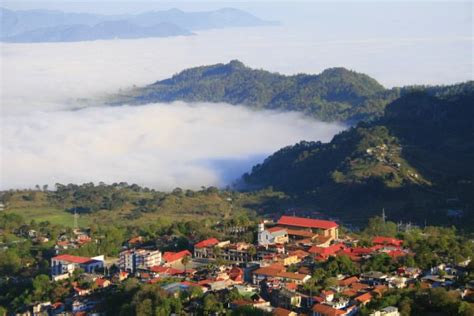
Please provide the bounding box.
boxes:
[117,60,398,122]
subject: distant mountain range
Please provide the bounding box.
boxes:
[116,60,401,123]
[0,7,276,42]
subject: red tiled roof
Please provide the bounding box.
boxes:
[372,236,403,247]
[308,243,345,256]
[278,215,338,230]
[162,250,191,263]
[52,254,91,264]
[339,276,359,287]
[312,304,345,315]
[273,307,294,316]
[286,229,315,238]
[288,250,310,259]
[387,249,406,258]
[268,226,287,233]
[194,238,219,249]
[355,292,372,303]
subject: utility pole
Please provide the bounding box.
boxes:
[74,208,78,231]
[382,208,386,223]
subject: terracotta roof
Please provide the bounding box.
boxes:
[355,292,372,303]
[351,282,370,291]
[273,307,294,316]
[308,243,345,256]
[162,250,191,263]
[312,304,345,315]
[277,271,309,281]
[253,267,283,277]
[286,229,314,238]
[278,215,338,229]
[288,249,310,259]
[268,226,287,233]
[372,236,403,247]
[195,238,220,249]
[338,276,359,287]
[52,254,91,264]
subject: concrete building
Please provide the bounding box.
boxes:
[119,249,162,273]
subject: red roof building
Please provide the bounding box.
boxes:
[372,236,403,247]
[194,238,220,249]
[308,243,345,260]
[277,216,339,240]
[52,254,91,264]
[162,250,192,265]
[312,304,345,316]
[278,216,338,230]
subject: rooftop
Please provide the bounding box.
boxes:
[278,215,338,230]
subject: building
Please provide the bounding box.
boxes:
[119,249,162,273]
[372,236,403,247]
[277,216,339,240]
[312,304,345,316]
[369,306,400,316]
[252,264,310,285]
[51,254,104,279]
[162,250,192,267]
[258,223,289,246]
[194,238,220,258]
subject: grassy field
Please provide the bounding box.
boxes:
[5,207,91,228]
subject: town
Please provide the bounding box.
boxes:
[1,209,473,316]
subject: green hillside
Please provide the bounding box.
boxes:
[240,84,474,227]
[114,60,399,122]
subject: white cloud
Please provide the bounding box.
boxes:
[1,22,470,190]
[0,102,344,190]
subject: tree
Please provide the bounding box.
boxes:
[32,274,51,301]
[135,298,153,316]
[181,255,190,273]
[0,250,21,276]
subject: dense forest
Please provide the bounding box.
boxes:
[114,60,473,124]
[113,60,399,122]
[240,85,474,228]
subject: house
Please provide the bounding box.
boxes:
[308,243,345,260]
[271,287,302,309]
[95,278,110,288]
[162,250,192,267]
[51,254,104,279]
[252,265,310,285]
[194,238,220,258]
[258,223,289,246]
[277,215,339,240]
[119,249,161,273]
[372,236,403,247]
[273,307,297,316]
[369,306,400,316]
[312,304,345,316]
[354,292,372,306]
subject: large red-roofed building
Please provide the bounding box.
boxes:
[277,216,339,240]
[51,254,104,279]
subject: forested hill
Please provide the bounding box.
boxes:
[239,83,474,226]
[115,60,401,122]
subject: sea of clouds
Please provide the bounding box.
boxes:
[1,22,471,190]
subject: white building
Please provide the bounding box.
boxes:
[51,254,104,280]
[257,222,289,246]
[370,306,400,316]
[119,249,161,273]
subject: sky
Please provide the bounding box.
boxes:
[0,1,472,190]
